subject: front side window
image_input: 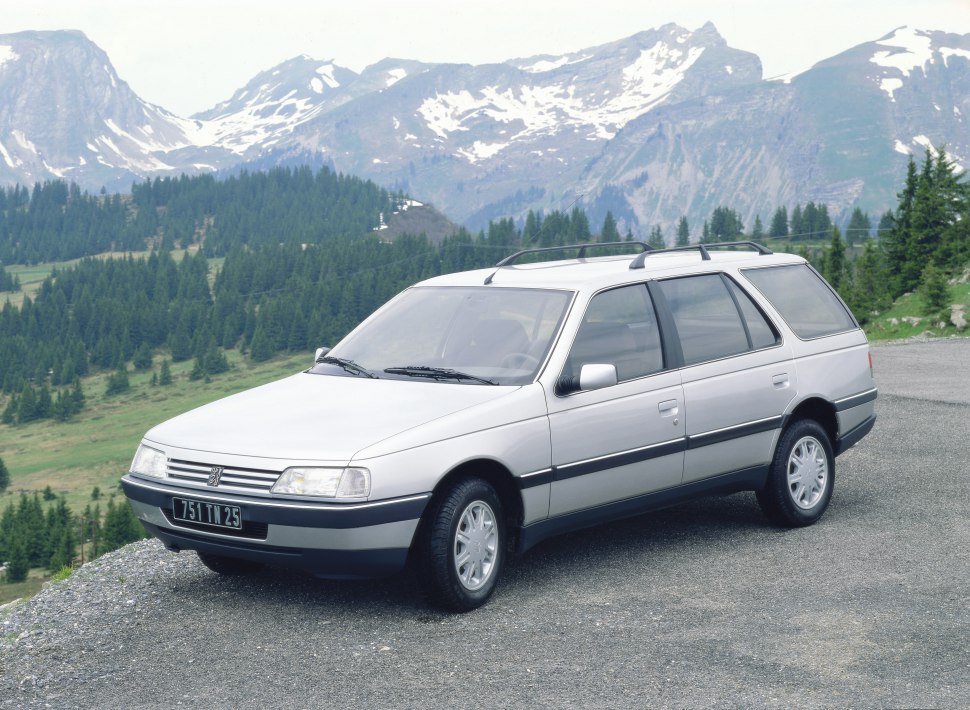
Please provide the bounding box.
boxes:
[742,264,856,339]
[316,286,572,385]
[562,284,664,386]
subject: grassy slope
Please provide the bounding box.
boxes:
[0,351,308,512]
[863,275,970,341]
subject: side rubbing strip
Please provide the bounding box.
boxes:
[835,388,878,412]
[517,469,554,489]
[554,439,688,482]
[686,416,783,449]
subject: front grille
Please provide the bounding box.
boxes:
[163,508,269,540]
[166,458,281,493]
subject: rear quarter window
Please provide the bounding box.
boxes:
[742,264,856,339]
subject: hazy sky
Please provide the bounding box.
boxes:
[4,0,970,116]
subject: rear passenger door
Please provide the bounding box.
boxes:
[545,283,685,517]
[656,273,795,484]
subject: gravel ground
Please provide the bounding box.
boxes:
[1,338,968,709]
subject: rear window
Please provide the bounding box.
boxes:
[742,264,856,339]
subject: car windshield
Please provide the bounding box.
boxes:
[312,286,573,385]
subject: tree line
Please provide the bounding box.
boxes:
[0,166,398,264]
[0,491,146,583]
[1,151,968,418]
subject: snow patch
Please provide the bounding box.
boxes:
[767,72,797,84]
[880,77,903,101]
[940,47,970,67]
[372,158,385,164]
[725,65,733,75]
[894,139,912,155]
[418,44,701,144]
[316,64,340,89]
[0,141,20,168]
[913,135,938,155]
[310,77,324,94]
[870,27,933,76]
[385,68,407,87]
[12,130,37,154]
[520,54,591,73]
[457,140,508,163]
[0,45,19,69]
[392,116,400,130]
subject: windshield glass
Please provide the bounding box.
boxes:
[313,286,573,385]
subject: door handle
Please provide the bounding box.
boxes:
[772,373,790,389]
[658,399,679,417]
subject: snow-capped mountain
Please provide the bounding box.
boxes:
[0,31,205,189]
[0,25,968,235]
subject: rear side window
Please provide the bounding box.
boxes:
[658,275,750,365]
[742,264,856,339]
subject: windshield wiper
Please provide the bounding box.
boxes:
[315,356,378,379]
[383,366,497,385]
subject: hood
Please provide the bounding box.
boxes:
[144,372,519,462]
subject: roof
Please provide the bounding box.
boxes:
[418,244,806,293]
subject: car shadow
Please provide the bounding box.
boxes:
[166,490,787,617]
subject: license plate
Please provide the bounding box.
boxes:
[172,497,242,530]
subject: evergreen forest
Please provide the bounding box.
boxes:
[0,151,967,421]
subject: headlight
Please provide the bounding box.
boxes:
[271,467,371,498]
[130,444,167,479]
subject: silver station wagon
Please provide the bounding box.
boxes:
[122,242,876,610]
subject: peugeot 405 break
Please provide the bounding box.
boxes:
[122,241,876,610]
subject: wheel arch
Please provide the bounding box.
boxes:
[785,396,838,449]
[412,458,524,556]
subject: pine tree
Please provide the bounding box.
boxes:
[4,535,28,582]
[600,212,620,242]
[751,215,764,242]
[105,365,130,396]
[133,343,153,370]
[676,217,690,247]
[100,498,146,553]
[647,225,665,249]
[159,359,173,386]
[769,206,789,238]
[825,227,848,293]
[920,262,950,316]
[850,239,891,323]
[0,456,9,492]
[846,207,872,246]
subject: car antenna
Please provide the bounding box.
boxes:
[484,194,584,285]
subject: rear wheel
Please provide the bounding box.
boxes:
[197,551,263,576]
[416,477,505,611]
[757,419,834,527]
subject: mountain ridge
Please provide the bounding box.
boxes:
[0,24,967,236]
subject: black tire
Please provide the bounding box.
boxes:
[757,419,835,527]
[197,551,263,576]
[415,477,505,612]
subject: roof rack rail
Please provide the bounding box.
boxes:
[629,241,773,270]
[495,241,652,267]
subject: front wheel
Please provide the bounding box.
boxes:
[757,419,834,527]
[416,478,505,612]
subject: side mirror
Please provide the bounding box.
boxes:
[578,363,618,391]
[314,346,331,363]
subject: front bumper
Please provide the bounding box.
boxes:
[122,474,428,579]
